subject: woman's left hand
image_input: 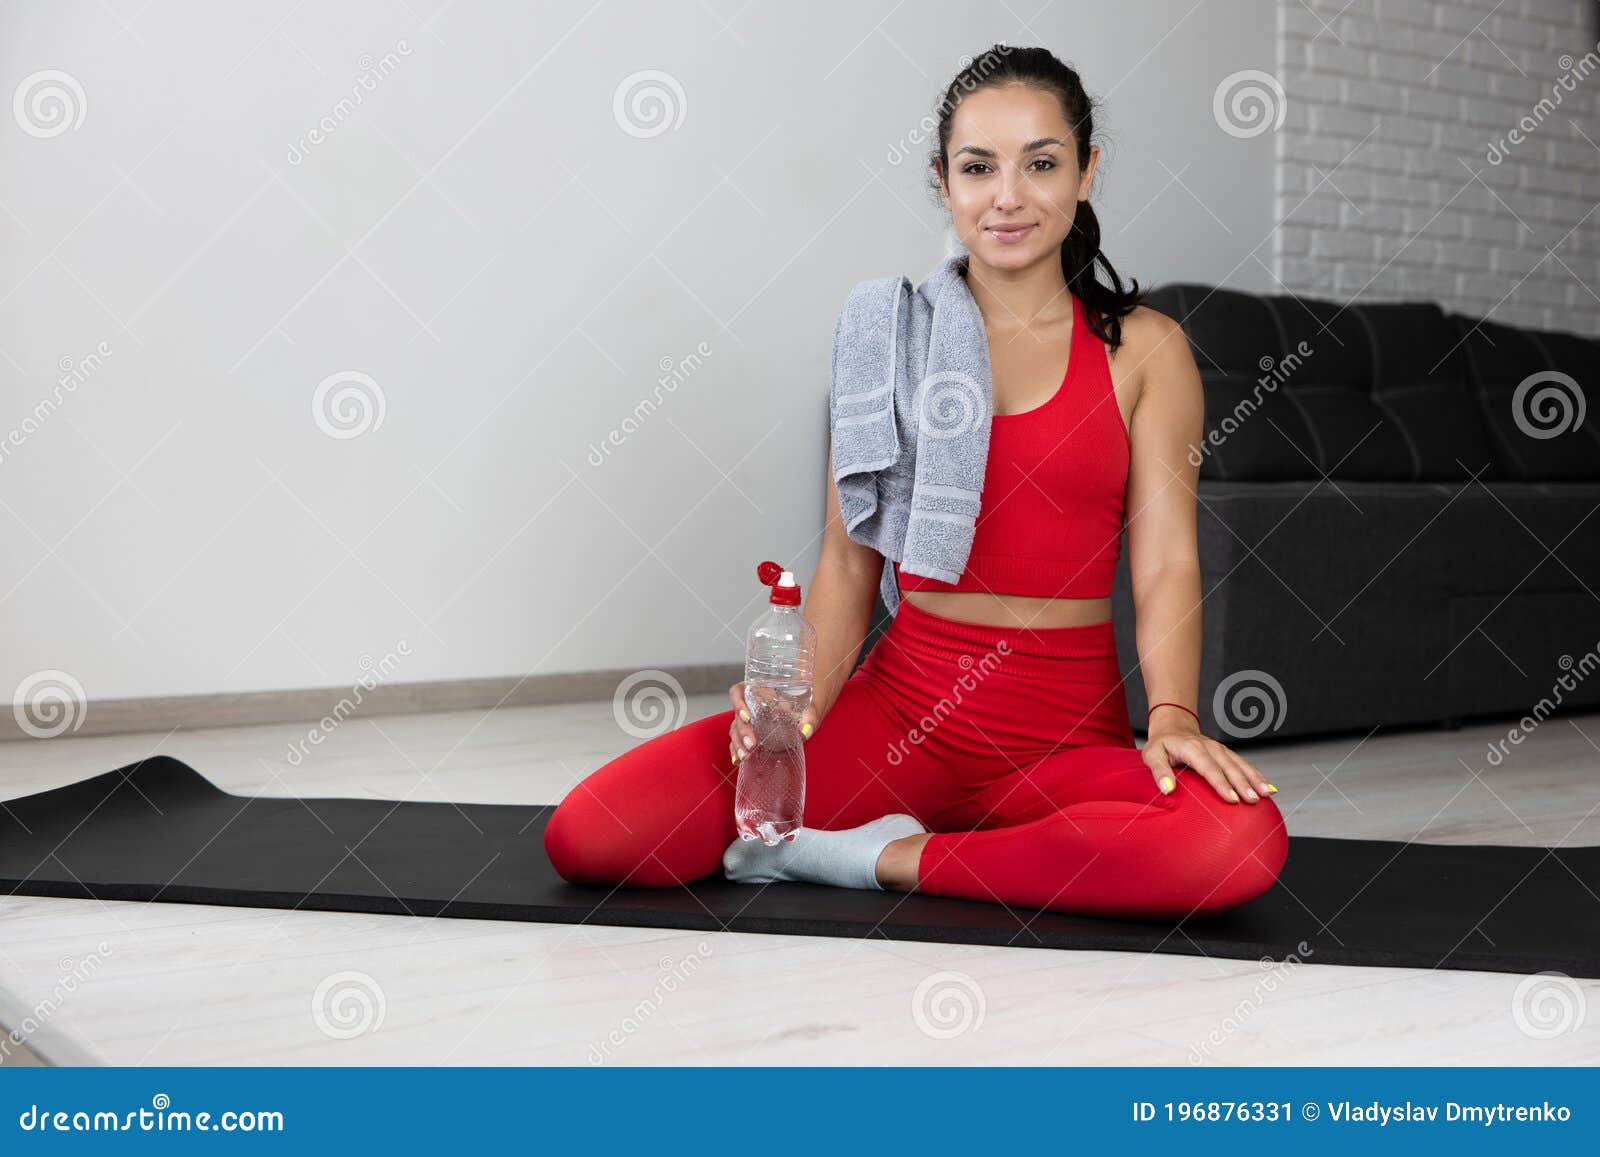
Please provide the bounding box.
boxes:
[1142,721,1278,804]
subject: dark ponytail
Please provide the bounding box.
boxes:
[928,45,1144,350]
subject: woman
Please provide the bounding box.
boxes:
[545,45,1288,919]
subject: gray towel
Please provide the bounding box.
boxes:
[829,250,993,616]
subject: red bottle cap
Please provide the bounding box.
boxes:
[756,560,802,606]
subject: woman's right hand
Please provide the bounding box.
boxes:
[728,682,821,766]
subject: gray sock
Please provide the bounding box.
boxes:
[722,813,928,891]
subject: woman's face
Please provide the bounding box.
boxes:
[938,84,1100,273]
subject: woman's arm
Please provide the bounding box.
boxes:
[1123,308,1205,732]
[807,441,885,725]
[1122,308,1276,803]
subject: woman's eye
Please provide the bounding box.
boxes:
[1031,158,1056,171]
[963,162,990,175]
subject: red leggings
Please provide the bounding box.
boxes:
[544,595,1288,919]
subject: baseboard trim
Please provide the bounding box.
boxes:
[1,664,744,742]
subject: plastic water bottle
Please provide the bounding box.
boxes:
[735,560,816,845]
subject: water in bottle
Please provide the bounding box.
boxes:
[735,560,816,845]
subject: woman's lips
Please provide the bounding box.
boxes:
[986,224,1034,243]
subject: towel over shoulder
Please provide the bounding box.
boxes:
[828,250,995,617]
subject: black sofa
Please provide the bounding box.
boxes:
[1110,284,1600,742]
[858,284,1600,743]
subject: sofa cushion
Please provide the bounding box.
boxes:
[1371,380,1501,481]
[1260,294,1414,479]
[1194,373,1320,479]
[1285,384,1415,479]
[1351,301,1471,388]
[1476,326,1600,480]
[1530,328,1600,386]
[1263,293,1374,389]
[1157,285,1410,481]
[1343,301,1500,480]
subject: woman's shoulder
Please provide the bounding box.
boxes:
[1101,303,1201,439]
[1105,302,1192,375]
[1117,302,1185,347]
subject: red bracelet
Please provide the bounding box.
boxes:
[1148,701,1202,729]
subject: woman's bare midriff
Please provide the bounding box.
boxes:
[900,589,1111,628]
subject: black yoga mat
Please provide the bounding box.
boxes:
[3,756,1597,977]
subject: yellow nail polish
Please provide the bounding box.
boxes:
[740,709,750,723]
[800,722,813,737]
[1229,789,1240,802]
[1263,783,1278,795]
[1159,775,1175,793]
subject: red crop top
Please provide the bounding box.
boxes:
[894,290,1131,601]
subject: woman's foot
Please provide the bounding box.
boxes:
[722,813,928,891]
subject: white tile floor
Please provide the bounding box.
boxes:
[1,698,1598,1064]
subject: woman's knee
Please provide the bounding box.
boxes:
[543,787,620,885]
[545,775,704,888]
[1183,788,1290,914]
[543,711,736,887]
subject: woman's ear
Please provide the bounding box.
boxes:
[1079,143,1101,201]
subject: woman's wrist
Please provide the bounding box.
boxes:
[1147,701,1202,734]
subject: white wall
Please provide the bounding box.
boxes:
[0,0,1275,702]
[1275,0,1600,333]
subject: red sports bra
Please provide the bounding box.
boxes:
[895,291,1131,601]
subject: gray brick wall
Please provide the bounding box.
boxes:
[1274,0,1600,334]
